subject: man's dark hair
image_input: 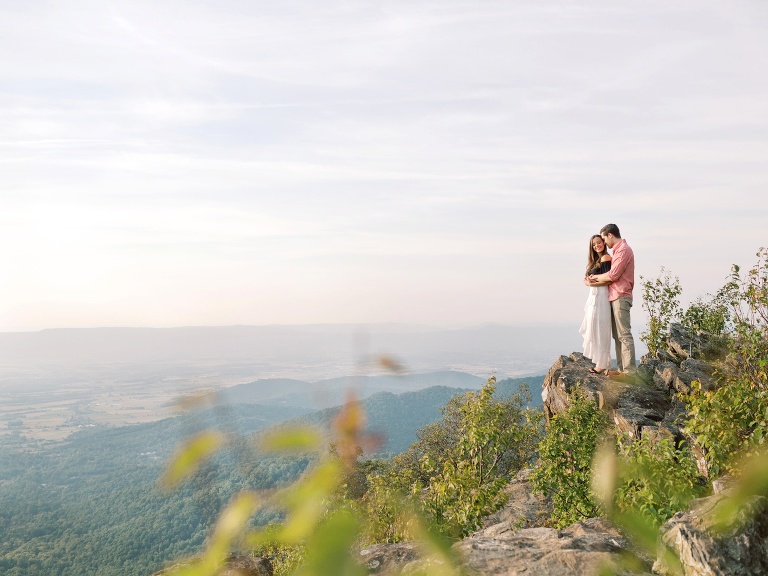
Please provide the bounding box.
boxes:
[600,223,621,238]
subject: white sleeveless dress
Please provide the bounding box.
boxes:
[580,281,612,371]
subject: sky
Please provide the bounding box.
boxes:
[1,0,767,332]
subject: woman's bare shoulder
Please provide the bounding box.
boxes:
[601,254,612,262]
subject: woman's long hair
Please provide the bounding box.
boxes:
[586,234,606,275]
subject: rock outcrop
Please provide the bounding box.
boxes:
[541,352,671,440]
[455,517,652,576]
[358,542,423,574]
[654,490,768,576]
[542,324,725,445]
[153,555,273,576]
[479,468,549,529]
[357,469,651,575]
[537,325,768,575]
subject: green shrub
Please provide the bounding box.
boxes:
[640,267,682,357]
[358,377,543,540]
[681,288,732,337]
[531,388,607,528]
[682,248,768,477]
[684,375,768,477]
[727,247,768,330]
[251,524,306,576]
[421,378,542,537]
[354,467,412,545]
[613,435,704,528]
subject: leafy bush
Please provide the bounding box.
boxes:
[640,267,682,357]
[684,376,768,477]
[358,377,543,540]
[531,388,607,528]
[421,378,542,537]
[163,396,466,576]
[682,248,768,477]
[251,524,305,576]
[726,247,768,330]
[681,287,732,337]
[613,435,704,527]
[353,469,413,545]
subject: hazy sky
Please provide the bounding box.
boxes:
[2,0,767,332]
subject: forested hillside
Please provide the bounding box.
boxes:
[218,370,486,410]
[0,404,309,576]
[296,375,542,454]
[0,375,542,576]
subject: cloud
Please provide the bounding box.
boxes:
[0,0,767,330]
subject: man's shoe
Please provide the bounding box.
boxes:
[606,370,622,376]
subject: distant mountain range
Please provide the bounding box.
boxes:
[218,370,486,410]
[0,323,580,379]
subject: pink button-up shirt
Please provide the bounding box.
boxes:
[606,239,635,302]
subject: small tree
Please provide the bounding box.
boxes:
[727,247,768,330]
[531,388,607,528]
[680,288,732,337]
[640,267,682,356]
[682,248,768,477]
[420,377,543,537]
[613,435,703,528]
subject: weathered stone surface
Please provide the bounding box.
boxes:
[678,358,718,392]
[712,475,737,495]
[454,517,652,575]
[359,542,422,575]
[219,555,274,576]
[653,361,679,392]
[481,468,549,530]
[542,353,630,423]
[637,359,656,385]
[640,424,675,442]
[654,491,768,576]
[666,323,708,362]
[614,407,663,438]
[153,555,273,576]
[542,353,600,422]
[544,352,671,442]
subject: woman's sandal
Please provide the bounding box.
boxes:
[589,368,608,375]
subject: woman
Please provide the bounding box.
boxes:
[579,234,612,374]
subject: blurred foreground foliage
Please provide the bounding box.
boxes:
[162,376,543,575]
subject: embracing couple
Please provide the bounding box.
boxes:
[579,223,636,378]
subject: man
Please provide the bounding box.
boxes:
[589,223,636,375]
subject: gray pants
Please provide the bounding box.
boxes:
[611,297,636,373]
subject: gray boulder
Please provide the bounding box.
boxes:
[359,542,422,575]
[454,517,652,575]
[153,555,273,576]
[654,490,768,576]
[542,353,670,440]
[481,468,549,530]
